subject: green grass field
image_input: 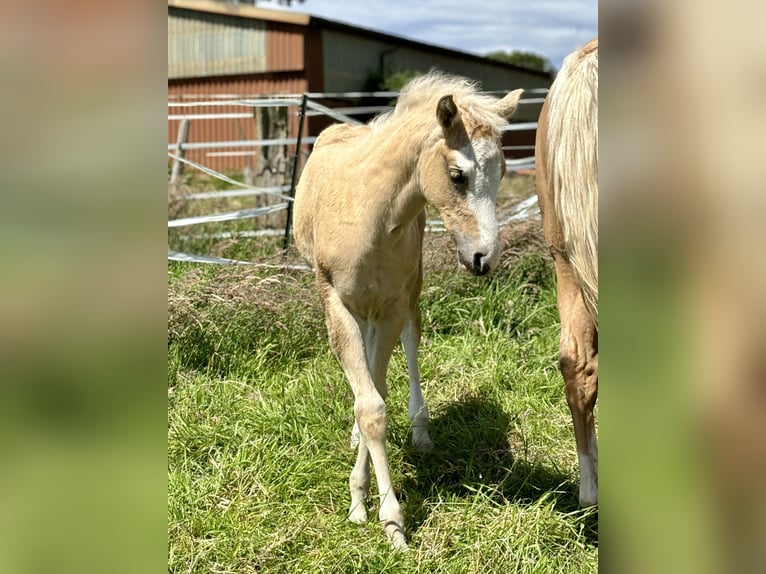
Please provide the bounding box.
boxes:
[168,175,598,573]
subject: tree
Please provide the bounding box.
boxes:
[486,50,555,76]
[380,69,420,92]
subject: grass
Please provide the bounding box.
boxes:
[167,174,598,573]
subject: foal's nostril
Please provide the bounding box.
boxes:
[472,252,487,275]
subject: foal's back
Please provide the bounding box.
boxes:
[293,123,371,264]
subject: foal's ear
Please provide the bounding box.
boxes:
[436,94,459,130]
[495,89,524,119]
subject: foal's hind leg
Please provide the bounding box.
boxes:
[555,259,599,507]
[402,306,432,451]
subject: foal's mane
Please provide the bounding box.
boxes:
[369,72,508,137]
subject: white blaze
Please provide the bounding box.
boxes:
[456,139,502,259]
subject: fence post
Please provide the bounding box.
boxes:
[170,118,190,185]
[283,94,308,251]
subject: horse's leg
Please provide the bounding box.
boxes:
[536,100,598,507]
[401,304,432,450]
[555,258,599,507]
[319,285,370,522]
[364,311,409,548]
[322,286,406,548]
[348,428,370,524]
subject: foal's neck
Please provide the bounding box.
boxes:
[365,116,433,234]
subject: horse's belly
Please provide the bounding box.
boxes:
[334,260,419,320]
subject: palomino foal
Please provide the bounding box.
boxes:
[535,38,599,507]
[294,73,522,548]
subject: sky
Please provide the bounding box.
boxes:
[265,0,598,71]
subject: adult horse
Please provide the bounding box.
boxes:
[535,38,599,507]
[294,73,522,548]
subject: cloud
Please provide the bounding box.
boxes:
[270,0,597,69]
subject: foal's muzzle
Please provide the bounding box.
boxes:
[455,234,499,276]
[458,251,492,276]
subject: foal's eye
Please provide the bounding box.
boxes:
[449,168,467,186]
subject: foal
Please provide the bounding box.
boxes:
[535,38,599,507]
[294,73,522,548]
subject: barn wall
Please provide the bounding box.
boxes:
[321,30,393,92]
[265,21,305,72]
[320,28,548,122]
[168,75,308,173]
[168,8,268,79]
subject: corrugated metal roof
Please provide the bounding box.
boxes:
[168,0,309,26]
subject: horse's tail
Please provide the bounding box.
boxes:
[546,38,598,325]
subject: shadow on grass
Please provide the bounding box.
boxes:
[399,395,598,545]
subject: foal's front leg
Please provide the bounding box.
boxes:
[348,429,370,524]
[322,288,407,549]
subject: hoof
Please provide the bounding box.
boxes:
[411,426,433,451]
[385,524,408,552]
[412,433,433,452]
[348,502,367,524]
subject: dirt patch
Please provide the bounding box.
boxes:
[497,219,549,271]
